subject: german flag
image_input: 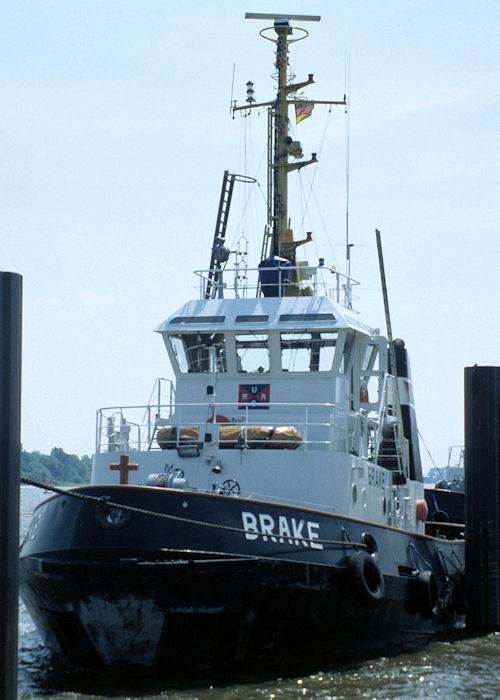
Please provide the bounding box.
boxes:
[295,101,314,124]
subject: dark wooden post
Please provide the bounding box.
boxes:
[465,365,500,629]
[0,272,22,700]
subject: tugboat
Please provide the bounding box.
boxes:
[20,12,466,672]
[425,445,465,527]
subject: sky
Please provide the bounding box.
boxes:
[2,0,499,471]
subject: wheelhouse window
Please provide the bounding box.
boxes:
[280,331,337,372]
[360,341,381,404]
[235,333,269,373]
[168,333,227,373]
[341,331,355,373]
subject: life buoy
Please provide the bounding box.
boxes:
[207,414,230,424]
[417,570,440,618]
[416,499,428,522]
[348,551,385,606]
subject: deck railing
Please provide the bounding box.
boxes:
[194,263,359,305]
[95,400,359,455]
[95,381,410,477]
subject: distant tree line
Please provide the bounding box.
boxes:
[427,466,463,484]
[21,447,92,485]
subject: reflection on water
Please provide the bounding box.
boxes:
[18,486,500,700]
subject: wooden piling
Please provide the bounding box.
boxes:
[465,365,500,629]
[0,272,22,700]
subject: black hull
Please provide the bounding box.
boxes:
[425,487,465,525]
[20,486,466,672]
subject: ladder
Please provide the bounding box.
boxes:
[256,108,275,297]
[205,171,236,299]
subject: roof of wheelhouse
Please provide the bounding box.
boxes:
[155,296,378,335]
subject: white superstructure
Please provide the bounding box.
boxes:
[93,276,424,533]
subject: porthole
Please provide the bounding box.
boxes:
[352,483,358,503]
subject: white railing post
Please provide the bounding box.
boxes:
[304,406,309,452]
[96,409,102,454]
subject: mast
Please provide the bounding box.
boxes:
[270,18,316,260]
[235,13,346,272]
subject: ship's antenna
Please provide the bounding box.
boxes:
[344,53,352,308]
[376,229,396,354]
[376,228,407,478]
[230,63,236,116]
[235,13,345,291]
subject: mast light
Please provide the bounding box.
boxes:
[246,81,256,104]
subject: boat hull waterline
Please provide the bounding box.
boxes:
[20,485,466,671]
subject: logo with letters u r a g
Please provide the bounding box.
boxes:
[238,384,270,409]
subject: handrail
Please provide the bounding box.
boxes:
[96,397,407,466]
[99,400,340,411]
[193,264,359,304]
[373,373,409,476]
[96,399,351,454]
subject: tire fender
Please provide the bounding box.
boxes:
[417,570,440,618]
[348,551,385,607]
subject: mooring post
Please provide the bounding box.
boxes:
[465,365,500,629]
[0,272,23,700]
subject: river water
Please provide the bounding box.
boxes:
[18,486,500,700]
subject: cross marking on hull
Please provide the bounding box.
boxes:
[110,454,138,485]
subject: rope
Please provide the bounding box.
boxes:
[418,429,448,484]
[408,541,434,574]
[21,477,365,550]
[294,110,340,270]
[437,548,465,576]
